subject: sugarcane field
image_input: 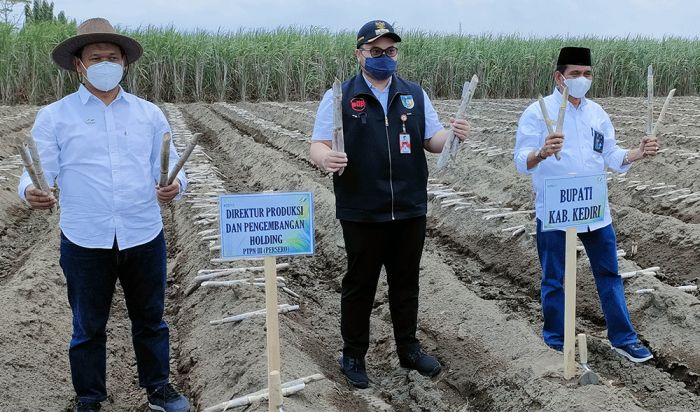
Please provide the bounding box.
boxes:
[1,93,699,410]
[1,2,700,412]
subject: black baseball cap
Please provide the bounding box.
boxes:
[356,20,402,48]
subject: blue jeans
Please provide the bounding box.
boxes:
[59,231,170,403]
[535,221,638,348]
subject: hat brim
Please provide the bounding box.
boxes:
[359,32,402,47]
[51,32,143,71]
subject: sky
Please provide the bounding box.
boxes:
[9,0,700,38]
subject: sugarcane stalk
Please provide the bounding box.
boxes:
[17,143,44,191]
[159,132,171,187]
[16,140,55,213]
[482,210,534,220]
[195,263,290,282]
[651,89,676,138]
[620,266,660,279]
[537,96,558,161]
[167,133,200,185]
[436,74,478,171]
[646,65,654,135]
[552,86,569,161]
[677,285,698,292]
[555,86,568,134]
[538,96,555,135]
[512,227,525,237]
[203,379,318,412]
[23,133,49,192]
[208,374,323,411]
[281,287,300,298]
[332,78,345,176]
[209,304,299,325]
[201,277,286,287]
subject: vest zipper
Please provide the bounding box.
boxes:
[384,115,395,220]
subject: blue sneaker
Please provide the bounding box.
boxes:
[147,383,190,412]
[546,343,563,352]
[612,342,653,363]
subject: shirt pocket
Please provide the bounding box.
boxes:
[122,121,154,164]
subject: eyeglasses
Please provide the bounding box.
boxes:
[359,46,398,58]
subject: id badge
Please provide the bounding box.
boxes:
[399,133,412,154]
[592,129,604,153]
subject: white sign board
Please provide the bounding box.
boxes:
[219,192,314,259]
[543,173,607,231]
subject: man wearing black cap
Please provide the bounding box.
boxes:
[310,20,471,388]
[18,18,189,411]
[514,47,658,363]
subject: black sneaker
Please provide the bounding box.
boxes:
[398,347,442,377]
[147,383,190,412]
[338,355,369,388]
[72,401,101,412]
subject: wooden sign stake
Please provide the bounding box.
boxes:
[265,256,283,411]
[563,226,577,379]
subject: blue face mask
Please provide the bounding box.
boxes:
[363,55,397,80]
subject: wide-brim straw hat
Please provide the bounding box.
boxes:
[51,17,143,71]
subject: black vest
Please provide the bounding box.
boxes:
[334,74,428,222]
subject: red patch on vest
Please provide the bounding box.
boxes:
[350,98,366,112]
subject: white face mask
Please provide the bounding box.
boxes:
[81,61,124,92]
[561,75,592,99]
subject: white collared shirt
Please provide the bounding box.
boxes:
[312,74,443,141]
[514,88,630,232]
[18,85,187,249]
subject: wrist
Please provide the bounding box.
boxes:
[624,149,640,165]
[631,148,644,162]
[536,148,547,160]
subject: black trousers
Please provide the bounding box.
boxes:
[339,216,426,357]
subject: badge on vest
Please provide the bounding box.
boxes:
[399,133,411,154]
[399,113,412,154]
[400,95,415,109]
[592,128,604,153]
[351,97,366,112]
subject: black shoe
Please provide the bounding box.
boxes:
[72,401,101,412]
[147,383,190,412]
[398,347,442,377]
[338,355,369,388]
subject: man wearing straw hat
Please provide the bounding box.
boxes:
[514,46,658,363]
[18,18,189,412]
[310,19,471,388]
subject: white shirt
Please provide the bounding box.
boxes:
[312,74,443,141]
[18,85,187,249]
[514,88,630,232]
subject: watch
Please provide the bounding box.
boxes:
[536,149,547,160]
